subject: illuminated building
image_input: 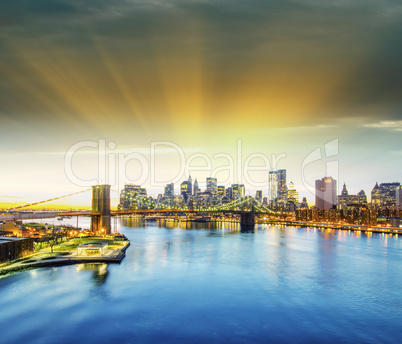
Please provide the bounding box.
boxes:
[226,187,232,200]
[232,184,245,200]
[371,182,400,208]
[269,171,277,203]
[338,183,360,208]
[77,242,108,256]
[371,183,381,206]
[397,186,402,208]
[206,178,218,195]
[119,184,150,210]
[119,184,140,209]
[358,190,367,204]
[188,175,193,195]
[255,190,262,202]
[139,196,155,209]
[269,169,287,205]
[210,195,222,206]
[181,181,190,202]
[287,181,299,203]
[300,197,309,208]
[193,178,200,196]
[222,196,230,204]
[379,182,400,207]
[1,222,25,236]
[218,186,225,197]
[164,183,174,199]
[194,192,211,208]
[315,177,337,210]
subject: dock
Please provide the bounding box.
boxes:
[0,241,130,276]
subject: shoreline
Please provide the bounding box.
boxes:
[259,220,401,234]
[0,241,130,277]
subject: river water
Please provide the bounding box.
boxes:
[1,219,401,343]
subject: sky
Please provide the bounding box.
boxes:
[0,0,401,209]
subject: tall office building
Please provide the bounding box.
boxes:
[164,183,174,198]
[371,183,381,206]
[255,190,262,202]
[379,182,400,207]
[315,177,337,210]
[371,182,401,207]
[268,171,277,202]
[188,175,193,196]
[269,169,287,203]
[118,184,151,211]
[180,181,190,202]
[232,184,245,200]
[241,185,245,198]
[119,184,141,210]
[396,185,402,208]
[226,187,233,200]
[193,178,200,195]
[206,177,218,195]
[218,186,225,197]
[287,181,299,203]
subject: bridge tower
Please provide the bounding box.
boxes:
[240,212,255,227]
[90,185,111,235]
[240,205,255,230]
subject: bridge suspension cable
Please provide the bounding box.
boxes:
[7,188,92,211]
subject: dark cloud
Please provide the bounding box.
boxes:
[0,0,401,129]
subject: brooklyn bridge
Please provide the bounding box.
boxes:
[3,185,279,234]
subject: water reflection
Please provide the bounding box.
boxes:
[120,216,242,233]
[75,263,110,300]
[1,223,402,343]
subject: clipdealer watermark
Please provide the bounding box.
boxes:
[64,138,339,196]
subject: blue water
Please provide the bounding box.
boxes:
[1,221,402,343]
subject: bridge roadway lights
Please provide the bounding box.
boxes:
[90,185,111,235]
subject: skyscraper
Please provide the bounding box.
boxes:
[268,171,277,202]
[269,169,287,204]
[119,184,141,210]
[164,183,174,199]
[180,181,190,202]
[255,190,262,202]
[379,182,400,207]
[287,181,299,203]
[315,177,337,210]
[371,183,381,206]
[232,184,245,200]
[206,177,218,195]
[218,186,225,197]
[226,187,233,200]
[193,178,200,195]
[118,185,151,211]
[371,182,401,207]
[188,175,193,196]
[397,186,402,208]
